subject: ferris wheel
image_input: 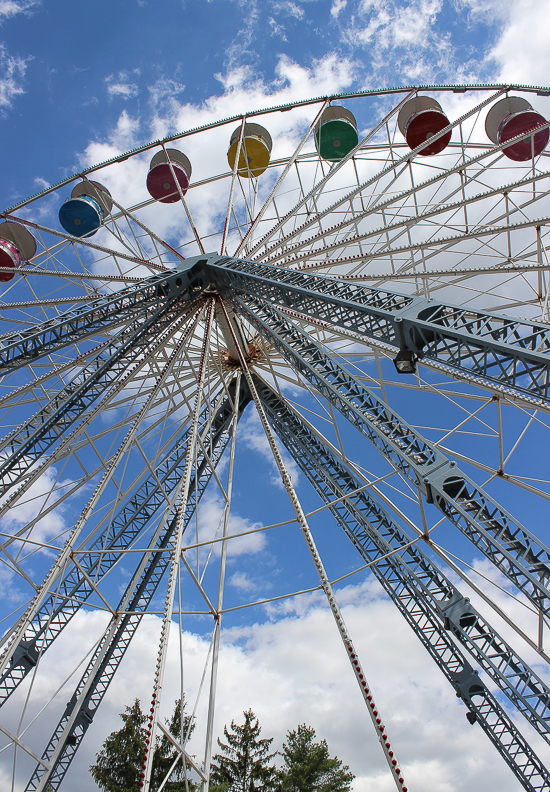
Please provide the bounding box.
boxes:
[1,82,550,792]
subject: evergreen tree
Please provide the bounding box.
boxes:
[90,698,195,792]
[90,699,146,792]
[278,725,354,792]
[152,697,196,791]
[210,709,278,792]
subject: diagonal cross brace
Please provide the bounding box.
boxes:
[255,375,550,746]
[0,260,200,373]
[201,254,550,405]
[257,377,550,792]
[0,379,251,709]
[230,293,550,618]
[0,300,184,498]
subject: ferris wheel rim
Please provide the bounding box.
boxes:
[1,83,550,792]
[2,81,550,219]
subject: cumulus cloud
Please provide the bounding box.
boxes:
[484,0,550,86]
[1,576,544,792]
[106,70,141,100]
[0,43,30,112]
[332,0,480,85]
[147,76,185,110]
[229,570,257,590]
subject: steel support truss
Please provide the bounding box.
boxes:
[2,245,550,791]
[199,255,550,407]
[0,298,202,498]
[0,259,202,373]
[19,377,251,791]
[224,291,550,622]
[255,374,550,792]
[0,378,251,707]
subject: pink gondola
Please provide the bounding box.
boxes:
[485,96,549,162]
[398,96,452,156]
[0,222,36,282]
[146,149,192,203]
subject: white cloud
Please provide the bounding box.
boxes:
[485,0,550,87]
[190,490,267,558]
[229,570,256,590]
[269,16,288,40]
[0,43,30,111]
[0,0,38,22]
[331,0,348,18]
[2,577,544,792]
[147,76,185,109]
[224,0,261,72]
[339,0,480,85]
[273,1,305,20]
[0,465,73,547]
[239,408,301,489]
[106,70,141,100]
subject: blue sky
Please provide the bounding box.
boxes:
[0,0,529,203]
[2,1,550,792]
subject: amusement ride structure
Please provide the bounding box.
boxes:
[1,84,550,791]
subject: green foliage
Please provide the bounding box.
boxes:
[210,709,278,792]
[278,725,354,792]
[90,699,146,792]
[90,698,196,792]
[152,697,196,792]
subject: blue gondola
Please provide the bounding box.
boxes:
[59,181,112,238]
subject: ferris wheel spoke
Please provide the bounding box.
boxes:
[276,195,550,272]
[0,367,241,716]
[254,89,509,261]
[213,257,550,406]
[91,178,186,265]
[139,299,218,792]
[0,270,184,374]
[0,304,205,528]
[256,376,550,766]
[236,100,330,257]
[246,90,417,259]
[272,144,550,282]
[21,363,247,792]
[6,214,170,276]
[270,168,550,271]
[0,300,193,499]
[232,294,550,620]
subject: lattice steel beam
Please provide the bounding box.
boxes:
[229,293,550,619]
[0,300,193,498]
[255,375,550,745]
[24,378,250,792]
[256,376,550,792]
[0,263,198,373]
[202,255,550,406]
[0,378,251,707]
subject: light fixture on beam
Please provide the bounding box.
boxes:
[393,348,417,374]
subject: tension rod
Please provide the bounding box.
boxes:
[218,297,409,792]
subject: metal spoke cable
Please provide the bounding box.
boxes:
[24,377,249,792]
[218,300,409,792]
[0,376,250,706]
[228,293,550,618]
[255,375,550,745]
[256,376,550,792]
